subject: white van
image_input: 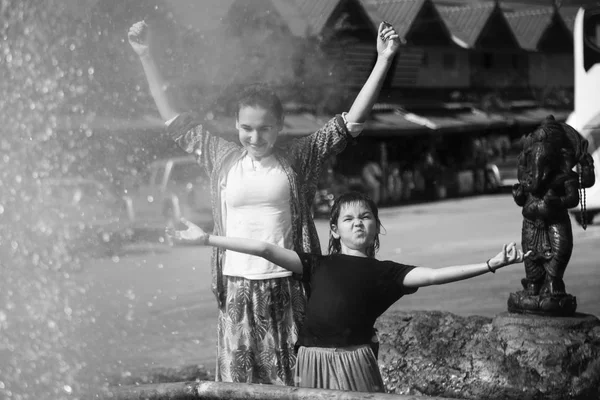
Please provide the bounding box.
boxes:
[567,5,600,226]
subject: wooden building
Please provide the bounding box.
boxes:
[505,6,574,101]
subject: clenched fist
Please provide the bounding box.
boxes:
[128,21,151,57]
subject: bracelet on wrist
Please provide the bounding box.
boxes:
[486,259,495,273]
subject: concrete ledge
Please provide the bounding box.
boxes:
[104,380,462,400]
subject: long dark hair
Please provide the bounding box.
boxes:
[328,192,381,257]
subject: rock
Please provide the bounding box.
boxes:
[377,310,600,400]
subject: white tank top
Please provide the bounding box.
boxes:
[222,153,293,279]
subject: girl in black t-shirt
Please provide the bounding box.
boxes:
[167,192,529,393]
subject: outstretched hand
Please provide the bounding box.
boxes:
[128,21,151,57]
[489,242,531,270]
[377,21,402,60]
[165,218,209,245]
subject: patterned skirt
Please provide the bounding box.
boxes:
[295,344,385,392]
[216,275,306,385]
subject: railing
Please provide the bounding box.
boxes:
[104,380,462,400]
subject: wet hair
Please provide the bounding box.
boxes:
[328,191,381,258]
[235,83,284,122]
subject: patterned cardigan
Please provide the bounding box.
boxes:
[166,112,352,309]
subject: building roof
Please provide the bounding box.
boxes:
[505,7,555,51]
[161,0,236,33]
[269,0,312,36]
[365,111,429,136]
[558,5,579,33]
[291,0,341,36]
[363,0,453,45]
[509,107,572,125]
[437,2,496,48]
[362,0,427,39]
[163,0,311,37]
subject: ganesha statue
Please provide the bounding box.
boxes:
[508,116,595,316]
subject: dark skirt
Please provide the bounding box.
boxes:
[295,344,385,392]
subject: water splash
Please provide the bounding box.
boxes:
[0,1,161,398]
[0,1,353,398]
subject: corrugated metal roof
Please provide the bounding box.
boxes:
[510,107,571,125]
[367,106,512,135]
[437,3,496,47]
[559,6,579,33]
[271,0,311,37]
[360,1,386,28]
[505,7,554,51]
[226,0,311,37]
[161,0,236,32]
[459,109,510,128]
[365,112,428,135]
[401,109,511,132]
[362,0,427,39]
[164,0,311,37]
[292,0,341,35]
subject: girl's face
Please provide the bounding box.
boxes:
[236,105,282,160]
[331,201,378,257]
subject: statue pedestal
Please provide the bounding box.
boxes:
[507,291,577,316]
[493,311,598,330]
[377,310,600,400]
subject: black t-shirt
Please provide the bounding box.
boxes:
[295,252,418,349]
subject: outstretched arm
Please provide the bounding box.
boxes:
[128,21,180,122]
[402,243,530,288]
[166,219,303,274]
[344,22,402,134]
[208,235,303,274]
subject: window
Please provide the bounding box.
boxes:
[442,53,456,70]
[483,53,493,69]
[421,52,429,67]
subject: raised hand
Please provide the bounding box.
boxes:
[489,242,531,270]
[165,218,209,245]
[377,21,402,60]
[128,21,151,57]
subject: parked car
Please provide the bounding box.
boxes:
[33,178,134,257]
[124,156,213,232]
[487,153,520,191]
